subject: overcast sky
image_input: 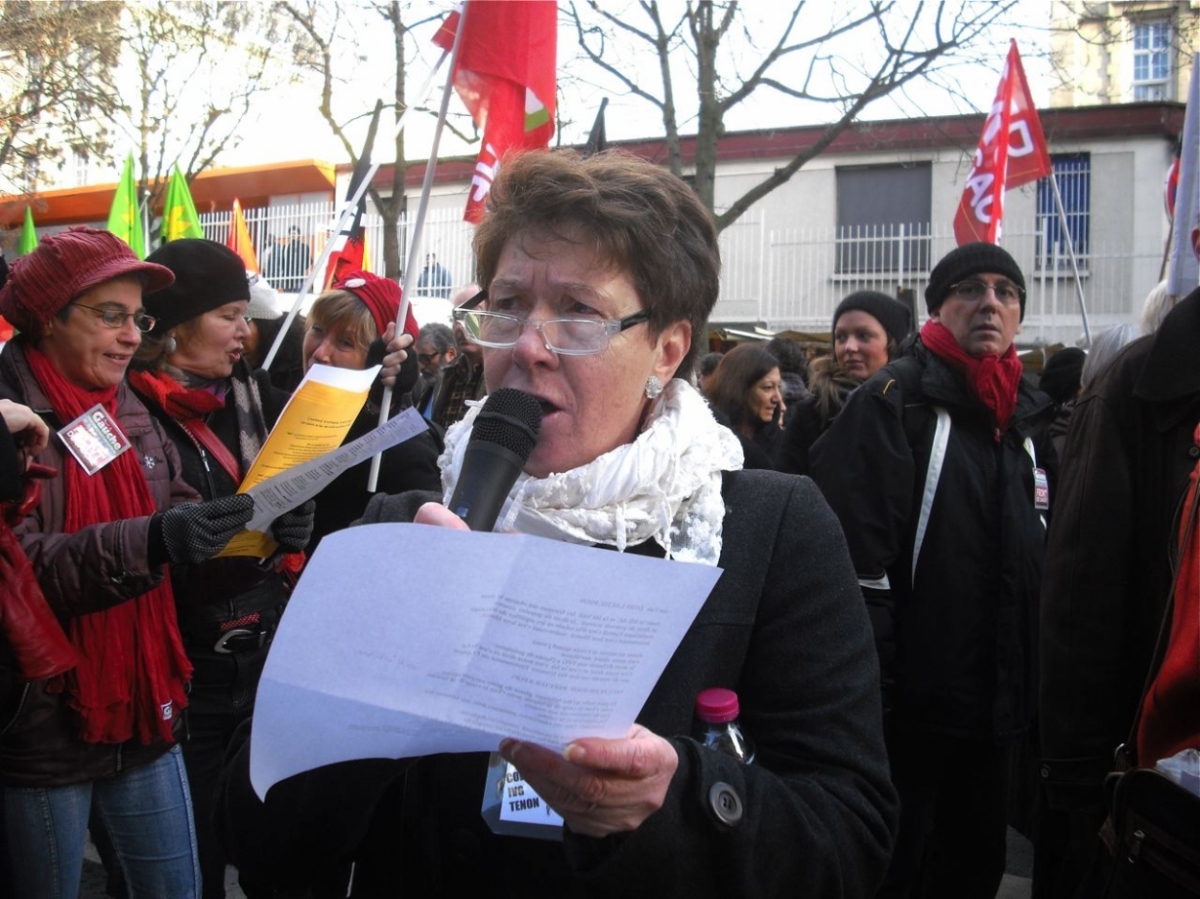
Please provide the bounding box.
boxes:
[224,1,1055,170]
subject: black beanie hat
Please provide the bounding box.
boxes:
[1038,347,1086,405]
[925,242,1026,320]
[832,290,912,348]
[144,239,250,333]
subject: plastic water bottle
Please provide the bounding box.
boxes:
[693,688,756,764]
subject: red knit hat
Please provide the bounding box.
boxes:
[332,271,420,341]
[0,226,174,336]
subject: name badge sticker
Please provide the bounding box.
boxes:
[480,752,563,842]
[1033,467,1050,511]
[59,404,132,475]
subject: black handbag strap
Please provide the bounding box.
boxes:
[1119,421,1200,771]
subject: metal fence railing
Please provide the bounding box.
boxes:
[202,201,1169,347]
[198,203,478,300]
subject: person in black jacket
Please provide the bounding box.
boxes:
[811,242,1054,899]
[704,343,785,468]
[1037,238,1200,896]
[777,290,910,476]
[128,239,315,899]
[299,271,443,552]
[215,149,896,898]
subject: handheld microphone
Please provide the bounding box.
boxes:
[448,389,542,531]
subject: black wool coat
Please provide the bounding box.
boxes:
[810,343,1055,743]
[216,469,897,898]
[1040,287,1200,810]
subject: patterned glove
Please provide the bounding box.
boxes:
[159,494,255,564]
[271,500,316,553]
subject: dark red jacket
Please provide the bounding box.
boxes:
[0,341,199,786]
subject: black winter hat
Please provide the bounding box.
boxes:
[144,239,250,333]
[1038,347,1086,405]
[925,242,1026,320]
[832,290,912,348]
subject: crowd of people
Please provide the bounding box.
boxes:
[0,147,1196,899]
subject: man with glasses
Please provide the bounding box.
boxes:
[429,283,487,430]
[412,322,457,420]
[811,242,1055,899]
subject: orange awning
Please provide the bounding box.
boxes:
[1,159,336,229]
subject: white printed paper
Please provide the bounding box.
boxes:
[243,408,428,532]
[250,524,720,798]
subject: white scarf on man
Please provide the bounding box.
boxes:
[439,378,743,566]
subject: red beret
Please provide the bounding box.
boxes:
[0,227,173,336]
[332,271,419,342]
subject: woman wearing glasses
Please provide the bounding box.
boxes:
[299,270,442,552]
[810,243,1054,898]
[219,152,896,897]
[0,228,260,897]
[127,239,314,899]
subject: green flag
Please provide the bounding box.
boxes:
[162,165,203,242]
[106,152,145,258]
[18,207,38,256]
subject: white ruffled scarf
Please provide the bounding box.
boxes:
[439,378,744,566]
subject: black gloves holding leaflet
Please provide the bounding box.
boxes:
[271,500,315,553]
[156,494,255,565]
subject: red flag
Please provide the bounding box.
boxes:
[324,155,371,289]
[953,41,1051,245]
[434,1,557,223]
[226,199,259,273]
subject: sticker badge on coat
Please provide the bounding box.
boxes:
[1033,467,1050,511]
[58,404,132,475]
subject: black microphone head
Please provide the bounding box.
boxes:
[470,388,541,461]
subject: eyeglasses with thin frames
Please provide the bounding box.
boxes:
[452,289,650,356]
[947,280,1024,306]
[73,302,157,333]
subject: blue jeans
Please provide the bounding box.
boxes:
[4,744,200,899]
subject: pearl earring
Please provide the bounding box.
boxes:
[164,334,177,354]
[645,375,663,399]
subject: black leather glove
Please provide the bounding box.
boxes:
[158,494,255,564]
[271,500,315,553]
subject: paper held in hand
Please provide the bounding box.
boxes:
[249,523,721,798]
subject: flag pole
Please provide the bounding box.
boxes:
[368,0,469,493]
[1047,172,1092,346]
[261,49,452,372]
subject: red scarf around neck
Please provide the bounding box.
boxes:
[25,347,191,745]
[920,319,1024,437]
[126,368,224,420]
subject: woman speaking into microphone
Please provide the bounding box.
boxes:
[219,150,896,898]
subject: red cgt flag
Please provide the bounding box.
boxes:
[434,0,557,223]
[953,41,1051,246]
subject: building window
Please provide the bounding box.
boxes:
[1132,19,1171,101]
[835,163,931,274]
[1036,153,1090,269]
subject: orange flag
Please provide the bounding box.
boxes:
[226,199,259,272]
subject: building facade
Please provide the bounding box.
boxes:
[1050,1,1199,107]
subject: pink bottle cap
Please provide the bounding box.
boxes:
[695,688,740,723]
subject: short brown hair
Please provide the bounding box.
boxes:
[473,150,720,378]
